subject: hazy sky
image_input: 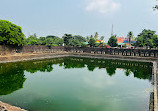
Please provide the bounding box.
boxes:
[0,0,158,41]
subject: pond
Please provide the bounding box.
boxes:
[0,57,153,111]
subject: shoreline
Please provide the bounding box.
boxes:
[0,52,157,64]
[0,101,26,111]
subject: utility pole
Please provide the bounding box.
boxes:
[111,24,114,36]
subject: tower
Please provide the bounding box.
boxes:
[111,24,114,36]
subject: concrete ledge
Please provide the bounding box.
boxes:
[153,61,158,111]
[0,52,157,63]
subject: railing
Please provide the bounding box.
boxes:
[0,45,158,57]
[65,47,158,57]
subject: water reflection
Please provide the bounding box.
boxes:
[0,63,26,95]
[0,57,153,96]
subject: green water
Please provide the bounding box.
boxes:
[0,57,153,111]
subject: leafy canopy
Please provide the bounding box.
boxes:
[108,35,118,47]
[127,31,134,43]
[0,20,25,46]
[24,34,63,46]
[62,34,86,46]
[94,32,99,40]
[135,29,158,48]
[89,38,96,47]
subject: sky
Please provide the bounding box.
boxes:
[0,0,158,41]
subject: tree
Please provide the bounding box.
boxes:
[62,34,73,45]
[135,37,143,47]
[100,36,105,40]
[153,35,158,47]
[89,38,96,47]
[94,32,99,40]
[73,35,86,43]
[46,35,57,39]
[90,35,93,39]
[53,37,63,46]
[24,34,38,45]
[135,29,156,48]
[68,38,81,46]
[45,38,54,46]
[108,35,118,47]
[62,34,86,46]
[127,31,133,43]
[86,36,90,41]
[38,37,46,45]
[30,40,38,45]
[0,20,25,46]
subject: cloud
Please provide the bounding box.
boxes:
[83,73,115,89]
[85,0,121,14]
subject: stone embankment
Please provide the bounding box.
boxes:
[0,52,69,63]
[0,52,157,64]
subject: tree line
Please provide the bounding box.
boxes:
[1,20,158,48]
[108,29,158,48]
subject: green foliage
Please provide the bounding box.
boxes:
[124,69,131,76]
[86,36,90,41]
[0,20,25,46]
[38,37,46,45]
[68,38,81,46]
[89,38,96,47]
[95,43,100,47]
[106,67,117,76]
[94,32,99,40]
[100,36,105,40]
[24,34,63,46]
[52,37,63,46]
[153,35,158,47]
[24,34,38,45]
[73,35,86,42]
[62,34,86,46]
[81,42,87,47]
[135,29,157,48]
[62,34,73,45]
[108,35,118,47]
[52,44,58,46]
[45,36,63,46]
[127,31,133,43]
[45,38,54,46]
[0,63,26,95]
[90,35,93,39]
[30,40,38,45]
[46,35,57,39]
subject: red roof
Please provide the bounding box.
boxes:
[116,37,125,43]
[106,45,111,48]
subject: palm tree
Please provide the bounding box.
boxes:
[94,32,99,40]
[127,31,133,44]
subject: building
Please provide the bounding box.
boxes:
[116,37,136,48]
